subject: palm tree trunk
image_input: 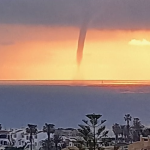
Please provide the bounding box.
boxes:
[94,126,96,150]
[115,134,118,144]
[86,141,88,148]
[30,133,32,150]
[127,121,130,142]
[47,132,50,150]
[55,143,58,150]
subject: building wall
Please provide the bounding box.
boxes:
[128,136,150,150]
[10,129,38,149]
[0,130,11,147]
[0,128,79,150]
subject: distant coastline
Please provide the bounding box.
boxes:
[1,80,150,86]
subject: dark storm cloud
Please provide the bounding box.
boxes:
[0,0,150,30]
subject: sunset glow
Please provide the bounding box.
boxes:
[1,24,150,80]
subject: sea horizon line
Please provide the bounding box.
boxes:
[1,80,150,86]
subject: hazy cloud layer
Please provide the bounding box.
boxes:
[129,39,150,46]
[0,0,150,29]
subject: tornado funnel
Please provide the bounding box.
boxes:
[76,17,88,67]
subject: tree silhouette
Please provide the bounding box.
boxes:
[131,118,144,142]
[78,113,108,150]
[53,134,62,150]
[43,123,55,150]
[26,124,37,150]
[112,123,121,143]
[78,125,92,148]
[124,114,132,142]
[142,128,150,137]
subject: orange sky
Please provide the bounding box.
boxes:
[1,24,150,80]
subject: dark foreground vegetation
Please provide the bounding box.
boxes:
[1,113,150,150]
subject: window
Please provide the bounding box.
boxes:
[0,135,7,139]
[0,141,3,145]
[40,141,43,146]
[4,141,7,145]
[34,135,37,139]
[14,134,17,138]
[26,136,29,140]
[35,142,37,146]
[22,133,24,138]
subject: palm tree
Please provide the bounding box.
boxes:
[124,114,132,142]
[78,113,108,150]
[124,114,132,127]
[112,123,121,144]
[26,124,37,150]
[120,125,125,139]
[131,118,144,142]
[53,134,62,150]
[43,123,55,150]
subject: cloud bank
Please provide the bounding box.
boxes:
[0,0,150,30]
[129,39,150,46]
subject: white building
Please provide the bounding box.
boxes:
[10,128,55,150]
[10,128,38,150]
[0,130,12,150]
[0,127,79,150]
[36,131,50,149]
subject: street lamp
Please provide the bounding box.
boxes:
[26,124,37,150]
